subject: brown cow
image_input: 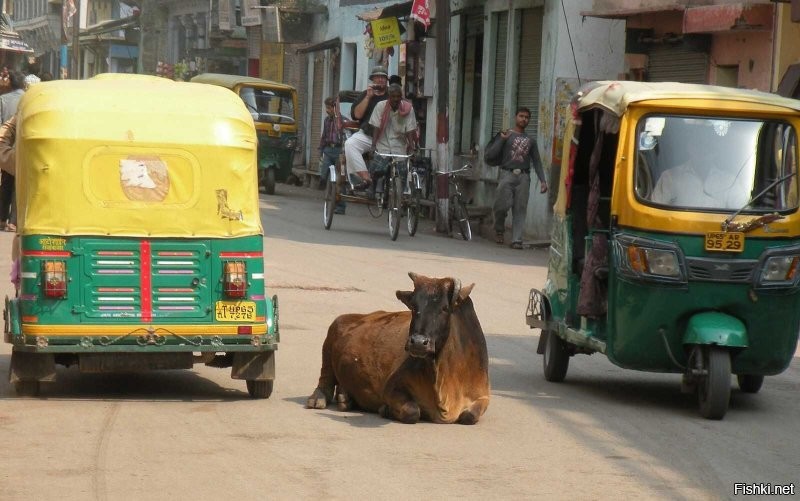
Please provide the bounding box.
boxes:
[306,272,490,424]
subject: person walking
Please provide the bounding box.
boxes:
[486,107,548,249]
[0,70,25,232]
[344,66,389,190]
[318,96,346,214]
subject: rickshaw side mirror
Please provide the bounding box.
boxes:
[639,131,657,151]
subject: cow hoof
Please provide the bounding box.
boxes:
[306,388,329,409]
[335,390,351,411]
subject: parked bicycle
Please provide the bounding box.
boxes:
[437,165,473,241]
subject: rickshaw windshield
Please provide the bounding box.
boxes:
[239,87,295,125]
[635,115,799,213]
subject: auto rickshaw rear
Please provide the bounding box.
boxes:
[4,74,279,397]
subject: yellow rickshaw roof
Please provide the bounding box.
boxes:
[16,74,262,239]
[190,72,297,93]
[576,81,800,117]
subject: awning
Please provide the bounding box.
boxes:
[580,4,685,19]
[357,1,414,22]
[296,37,341,54]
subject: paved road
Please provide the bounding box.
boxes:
[1,184,798,500]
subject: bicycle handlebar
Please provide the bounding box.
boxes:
[436,165,472,177]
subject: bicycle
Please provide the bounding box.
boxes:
[436,165,473,241]
[371,151,418,241]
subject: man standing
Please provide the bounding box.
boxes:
[318,96,346,214]
[344,66,389,190]
[486,107,548,249]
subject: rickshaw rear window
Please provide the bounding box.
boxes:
[635,115,799,213]
[239,87,295,125]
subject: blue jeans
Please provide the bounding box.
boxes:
[319,146,346,211]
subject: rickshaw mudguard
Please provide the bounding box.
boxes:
[682,311,748,348]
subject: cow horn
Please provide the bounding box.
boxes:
[408,272,420,284]
[450,278,461,308]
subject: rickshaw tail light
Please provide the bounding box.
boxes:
[223,261,248,299]
[42,261,67,298]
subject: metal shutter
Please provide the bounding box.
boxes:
[647,44,709,84]
[516,7,543,137]
[491,11,508,136]
[247,26,262,59]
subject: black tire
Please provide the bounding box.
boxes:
[264,169,276,195]
[453,199,472,241]
[323,180,336,230]
[14,380,40,397]
[387,176,402,241]
[697,346,731,420]
[543,330,569,382]
[246,379,274,399]
[737,374,764,394]
[407,189,420,236]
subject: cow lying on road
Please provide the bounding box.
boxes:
[306,272,490,424]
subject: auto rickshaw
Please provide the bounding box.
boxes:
[526,81,800,419]
[191,73,298,195]
[4,74,279,398]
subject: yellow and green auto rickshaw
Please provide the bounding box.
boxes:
[4,74,279,397]
[527,81,800,419]
[191,73,298,195]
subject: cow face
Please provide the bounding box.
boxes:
[396,272,475,358]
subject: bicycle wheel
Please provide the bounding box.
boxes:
[407,188,420,236]
[323,179,336,230]
[387,175,402,241]
[452,198,472,241]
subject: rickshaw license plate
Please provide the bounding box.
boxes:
[704,232,744,253]
[215,301,256,322]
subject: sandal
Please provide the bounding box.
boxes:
[495,232,504,245]
[353,179,372,191]
[510,241,523,250]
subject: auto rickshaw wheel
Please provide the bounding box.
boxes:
[543,330,569,383]
[323,180,336,230]
[697,345,731,420]
[14,380,40,397]
[246,379,273,399]
[263,169,276,195]
[736,374,764,394]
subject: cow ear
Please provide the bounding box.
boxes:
[453,283,475,307]
[396,290,413,309]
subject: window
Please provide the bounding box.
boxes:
[239,87,295,124]
[636,115,799,212]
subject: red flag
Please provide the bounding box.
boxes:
[410,0,431,29]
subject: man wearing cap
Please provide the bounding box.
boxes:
[344,66,389,190]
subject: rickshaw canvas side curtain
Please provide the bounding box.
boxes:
[577,110,618,318]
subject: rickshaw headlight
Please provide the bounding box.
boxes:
[643,248,681,277]
[760,255,799,283]
[626,246,681,277]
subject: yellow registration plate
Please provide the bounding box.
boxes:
[215,301,256,322]
[704,232,744,253]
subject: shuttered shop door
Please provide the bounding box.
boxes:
[491,11,509,136]
[309,56,325,171]
[516,7,543,137]
[647,45,708,84]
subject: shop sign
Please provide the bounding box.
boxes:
[371,17,401,49]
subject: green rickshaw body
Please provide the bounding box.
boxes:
[5,75,279,397]
[531,81,800,417]
[191,73,298,195]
